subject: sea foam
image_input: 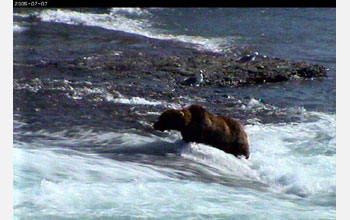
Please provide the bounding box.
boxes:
[13,109,336,219]
[37,8,235,53]
[13,23,26,32]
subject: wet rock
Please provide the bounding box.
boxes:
[22,36,327,91]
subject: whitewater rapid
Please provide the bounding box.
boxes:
[14,107,335,219]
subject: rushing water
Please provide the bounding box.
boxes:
[13,8,335,220]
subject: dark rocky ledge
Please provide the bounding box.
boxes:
[15,33,327,88]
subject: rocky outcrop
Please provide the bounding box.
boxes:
[15,33,327,89]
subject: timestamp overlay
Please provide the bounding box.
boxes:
[14,1,48,7]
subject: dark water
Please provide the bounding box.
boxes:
[13,8,336,220]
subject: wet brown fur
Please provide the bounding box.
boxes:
[153,105,250,159]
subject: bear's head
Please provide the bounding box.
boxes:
[153,109,187,132]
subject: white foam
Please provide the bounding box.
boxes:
[240,98,279,112]
[13,143,335,220]
[14,97,336,197]
[246,112,336,196]
[110,7,152,16]
[180,143,259,179]
[14,78,164,106]
[13,78,43,92]
[176,112,335,197]
[61,80,163,106]
[107,95,162,106]
[13,23,26,32]
[13,145,178,218]
[37,8,235,53]
[13,84,336,197]
[14,12,34,18]
[13,111,336,219]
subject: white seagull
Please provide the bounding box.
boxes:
[184,70,204,86]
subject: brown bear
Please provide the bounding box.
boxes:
[153,105,250,159]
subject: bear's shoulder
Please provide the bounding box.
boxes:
[218,115,244,131]
[187,105,213,121]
